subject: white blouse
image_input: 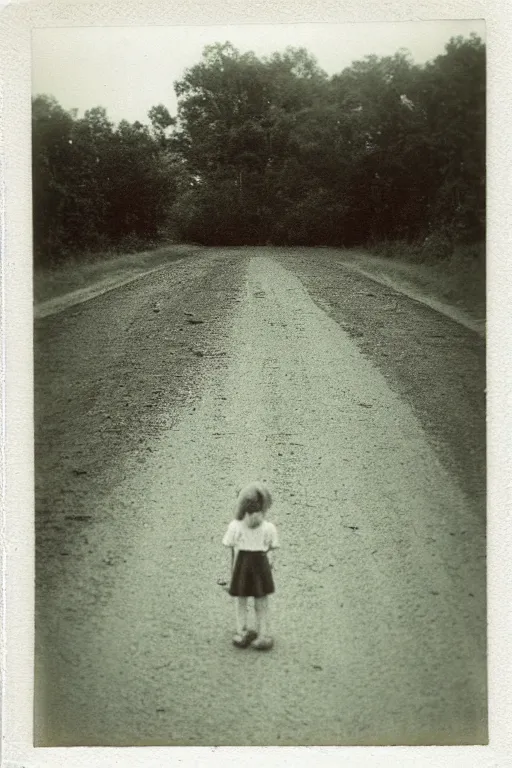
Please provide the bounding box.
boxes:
[222,518,279,552]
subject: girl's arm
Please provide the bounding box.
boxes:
[267,524,279,570]
[268,547,277,570]
[220,520,236,586]
[217,548,233,589]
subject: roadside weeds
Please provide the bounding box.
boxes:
[33,243,203,305]
[34,243,485,339]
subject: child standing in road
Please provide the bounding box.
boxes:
[222,482,279,650]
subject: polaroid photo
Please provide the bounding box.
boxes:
[2,0,511,766]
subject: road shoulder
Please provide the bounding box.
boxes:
[34,244,203,318]
[344,257,485,336]
[276,248,486,514]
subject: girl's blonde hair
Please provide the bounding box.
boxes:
[235,482,272,521]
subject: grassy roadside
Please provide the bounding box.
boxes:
[33,243,203,304]
[357,241,485,323]
[34,240,485,326]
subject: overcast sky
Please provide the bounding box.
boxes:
[32,20,485,125]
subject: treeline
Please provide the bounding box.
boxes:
[33,34,485,264]
[32,99,178,264]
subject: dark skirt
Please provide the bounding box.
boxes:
[229,550,275,598]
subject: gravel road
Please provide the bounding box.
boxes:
[34,247,486,746]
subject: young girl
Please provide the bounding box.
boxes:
[222,482,279,650]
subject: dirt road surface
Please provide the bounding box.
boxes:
[34,247,486,746]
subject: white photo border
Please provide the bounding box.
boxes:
[2,0,511,765]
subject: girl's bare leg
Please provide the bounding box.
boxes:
[254,596,269,638]
[236,597,248,634]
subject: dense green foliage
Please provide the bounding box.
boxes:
[32,34,485,263]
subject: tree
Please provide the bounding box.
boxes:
[148,104,176,145]
[171,43,330,243]
[33,34,485,259]
[32,95,75,264]
[419,34,485,241]
[32,97,182,263]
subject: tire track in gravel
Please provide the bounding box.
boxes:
[35,251,486,746]
[35,249,246,574]
[34,248,248,741]
[274,248,486,516]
